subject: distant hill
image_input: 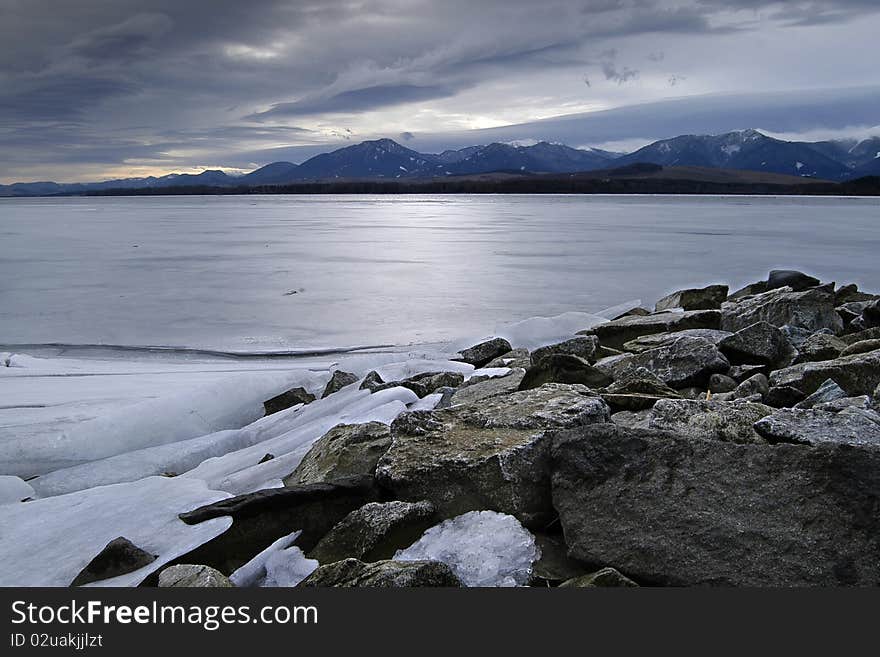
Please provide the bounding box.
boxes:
[3,128,879,196]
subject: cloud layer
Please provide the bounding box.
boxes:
[0,0,878,181]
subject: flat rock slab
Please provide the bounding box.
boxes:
[376,383,610,528]
[580,310,721,350]
[299,558,462,587]
[649,398,773,443]
[754,408,880,447]
[551,424,880,586]
[770,348,880,396]
[622,329,732,353]
[448,369,525,406]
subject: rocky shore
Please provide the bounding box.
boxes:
[7,269,880,587]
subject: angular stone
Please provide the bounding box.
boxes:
[840,339,880,357]
[376,383,609,528]
[551,423,880,586]
[178,478,379,573]
[611,306,650,320]
[728,364,768,382]
[371,371,466,398]
[754,408,880,447]
[158,564,234,588]
[765,385,807,408]
[448,369,525,406]
[70,537,156,586]
[766,269,820,292]
[718,321,792,368]
[299,558,461,587]
[794,379,847,409]
[793,332,847,364]
[655,284,728,312]
[264,387,315,415]
[600,367,680,411]
[359,370,385,391]
[622,328,732,354]
[486,348,531,369]
[841,327,880,345]
[709,373,737,393]
[283,422,392,486]
[530,336,598,366]
[519,354,612,391]
[530,534,591,583]
[559,567,638,588]
[728,280,768,299]
[610,408,653,429]
[648,398,772,443]
[852,300,880,331]
[731,373,769,401]
[814,396,871,413]
[595,336,729,388]
[579,310,721,350]
[835,283,876,305]
[322,370,359,398]
[770,349,880,396]
[454,338,513,368]
[720,287,843,334]
[309,501,437,564]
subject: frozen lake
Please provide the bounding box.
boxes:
[2,194,879,352]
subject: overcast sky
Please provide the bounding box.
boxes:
[1,0,879,182]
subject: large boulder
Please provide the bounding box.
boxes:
[448,369,525,406]
[595,336,730,388]
[622,329,731,354]
[769,348,880,396]
[264,387,315,415]
[551,423,880,586]
[793,332,847,364]
[766,269,820,292]
[158,564,234,588]
[718,321,793,368]
[177,478,379,573]
[530,336,598,365]
[648,398,773,444]
[454,338,513,368]
[655,284,728,311]
[283,422,392,486]
[754,408,880,447]
[299,558,462,587]
[309,501,437,564]
[579,310,721,350]
[321,370,359,398]
[518,354,612,391]
[720,287,843,334]
[376,383,610,528]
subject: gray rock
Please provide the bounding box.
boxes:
[655,284,728,312]
[158,564,234,588]
[766,269,820,292]
[178,478,379,573]
[376,383,609,528]
[730,372,769,401]
[718,321,792,368]
[299,558,462,587]
[559,567,638,588]
[841,327,880,345]
[322,370,359,398]
[754,408,880,447]
[551,423,880,586]
[486,348,531,369]
[769,349,880,396]
[530,336,599,366]
[840,339,880,357]
[579,310,721,350]
[765,385,807,408]
[454,337,513,368]
[595,336,730,388]
[852,299,880,331]
[793,379,847,409]
[371,371,466,398]
[70,537,156,586]
[284,422,391,486]
[448,369,525,406]
[264,387,315,415]
[728,364,767,381]
[601,366,680,411]
[648,398,772,443]
[814,396,871,413]
[728,280,768,299]
[309,501,436,564]
[359,370,385,391]
[835,283,877,305]
[780,324,819,351]
[709,373,737,393]
[519,354,613,391]
[611,306,651,320]
[610,408,653,428]
[793,332,847,364]
[720,287,842,334]
[622,328,732,354]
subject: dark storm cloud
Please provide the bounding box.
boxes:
[0,0,878,181]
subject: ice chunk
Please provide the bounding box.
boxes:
[0,476,231,587]
[408,392,442,412]
[495,311,608,351]
[0,476,35,504]
[229,530,317,587]
[394,511,539,587]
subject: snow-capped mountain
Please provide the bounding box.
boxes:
[294,138,434,179]
[614,129,852,179]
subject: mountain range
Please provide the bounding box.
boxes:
[2,129,878,196]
